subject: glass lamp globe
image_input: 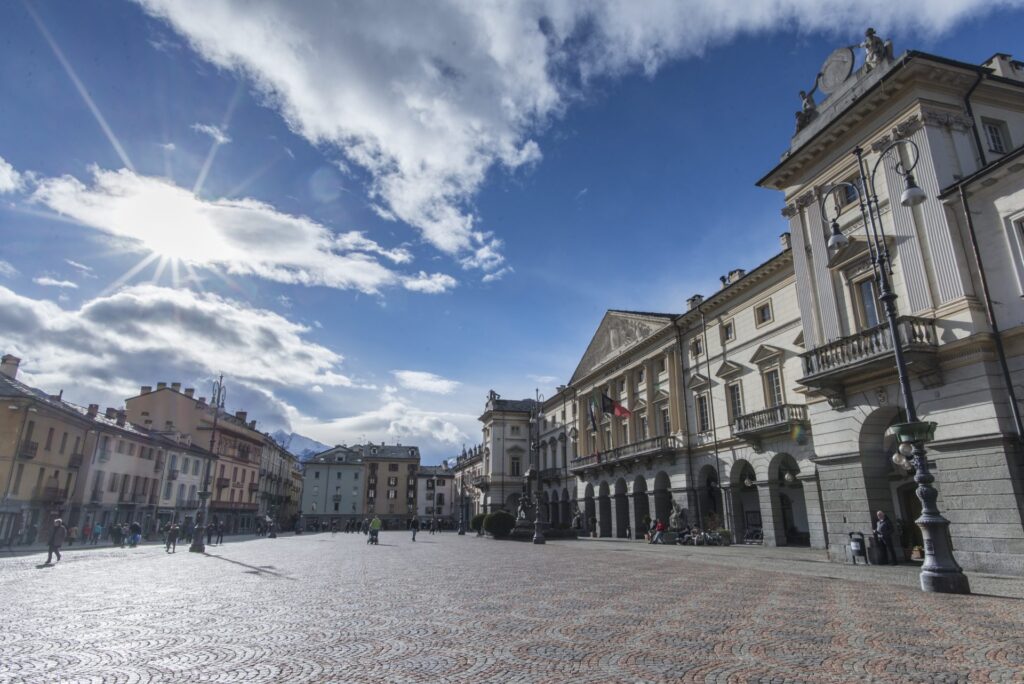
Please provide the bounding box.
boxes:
[900,174,927,207]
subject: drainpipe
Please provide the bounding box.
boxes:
[699,306,725,530]
[675,323,699,528]
[963,71,988,171]
[957,185,1024,445]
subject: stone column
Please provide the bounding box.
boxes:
[757,481,787,547]
[798,473,828,550]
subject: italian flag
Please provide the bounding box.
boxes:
[601,393,632,418]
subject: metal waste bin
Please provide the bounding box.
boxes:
[849,531,869,565]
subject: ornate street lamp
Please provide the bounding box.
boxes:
[190,374,225,554]
[457,470,466,535]
[820,139,969,594]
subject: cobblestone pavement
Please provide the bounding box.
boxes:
[2,533,1023,683]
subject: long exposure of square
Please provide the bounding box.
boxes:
[2,2,1024,682]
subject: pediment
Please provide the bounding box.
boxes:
[569,310,674,384]
[750,345,785,366]
[689,373,711,391]
[715,361,744,379]
[794,331,805,348]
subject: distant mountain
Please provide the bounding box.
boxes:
[270,430,331,461]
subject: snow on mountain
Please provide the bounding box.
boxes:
[270,430,331,460]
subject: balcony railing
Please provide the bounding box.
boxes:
[19,441,38,459]
[801,316,938,386]
[216,477,230,489]
[37,486,67,502]
[470,474,490,490]
[539,467,562,482]
[332,494,343,502]
[569,435,682,475]
[248,482,259,492]
[179,498,201,509]
[733,404,809,449]
[97,449,112,463]
[153,459,164,473]
[68,453,84,469]
[89,489,103,503]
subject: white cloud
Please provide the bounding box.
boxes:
[64,259,95,277]
[335,231,413,264]
[0,284,358,410]
[31,166,456,295]
[33,277,78,289]
[293,386,475,456]
[481,266,513,283]
[392,370,461,395]
[159,142,176,151]
[0,260,17,278]
[528,374,559,385]
[402,271,457,294]
[135,0,1011,275]
[190,122,231,145]
[0,155,24,193]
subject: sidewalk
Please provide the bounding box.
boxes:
[1,531,296,559]
[573,535,1024,599]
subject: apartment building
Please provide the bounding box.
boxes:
[300,445,363,527]
[361,443,420,526]
[416,465,456,524]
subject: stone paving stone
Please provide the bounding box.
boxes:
[1,533,1023,683]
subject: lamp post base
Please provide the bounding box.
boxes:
[918,515,970,594]
[189,540,205,553]
[532,520,545,545]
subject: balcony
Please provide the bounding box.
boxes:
[97,450,112,463]
[68,453,84,469]
[733,404,809,452]
[168,469,179,481]
[248,482,259,492]
[470,474,490,490]
[569,435,682,477]
[332,494,343,502]
[215,501,258,511]
[800,316,939,406]
[132,493,148,505]
[153,459,164,473]
[89,489,103,503]
[216,477,230,489]
[37,486,68,502]
[19,441,38,459]
[539,467,562,483]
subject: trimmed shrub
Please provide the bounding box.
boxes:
[470,513,486,533]
[716,528,732,545]
[483,510,516,538]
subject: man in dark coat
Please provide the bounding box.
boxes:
[166,523,179,553]
[874,510,899,565]
[45,518,67,564]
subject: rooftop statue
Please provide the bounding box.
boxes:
[860,28,893,72]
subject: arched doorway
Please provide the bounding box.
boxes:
[730,460,760,542]
[696,465,723,529]
[539,490,549,524]
[548,489,560,527]
[560,488,571,527]
[584,483,596,534]
[768,453,809,546]
[505,492,520,514]
[632,475,650,534]
[653,471,672,525]
[613,478,629,538]
[859,406,913,557]
[597,481,612,537]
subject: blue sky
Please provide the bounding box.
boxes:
[1,1,1022,462]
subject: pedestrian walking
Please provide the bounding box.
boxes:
[206,522,214,546]
[44,518,67,564]
[165,523,179,553]
[129,521,142,547]
[91,522,102,545]
[873,510,899,565]
[216,521,225,545]
[410,517,419,542]
[82,521,92,546]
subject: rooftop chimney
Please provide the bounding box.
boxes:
[686,294,704,310]
[198,397,207,405]
[0,355,21,379]
[184,388,194,398]
[780,232,792,250]
[140,385,152,394]
[105,407,117,419]
[171,382,181,392]
[727,269,746,285]
[248,420,256,429]
[156,382,167,390]
[87,404,99,418]
[116,410,126,427]
[235,411,247,422]
[982,53,1024,82]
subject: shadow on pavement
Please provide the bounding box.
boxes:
[203,552,296,580]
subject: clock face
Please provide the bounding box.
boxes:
[819,47,855,94]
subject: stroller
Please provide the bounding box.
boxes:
[367,528,379,545]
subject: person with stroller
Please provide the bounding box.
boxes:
[368,515,382,544]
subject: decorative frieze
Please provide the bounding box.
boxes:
[870,115,923,152]
[921,108,974,132]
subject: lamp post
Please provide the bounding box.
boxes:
[821,139,969,594]
[190,374,225,554]
[457,470,466,535]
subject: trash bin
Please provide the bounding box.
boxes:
[849,531,869,565]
